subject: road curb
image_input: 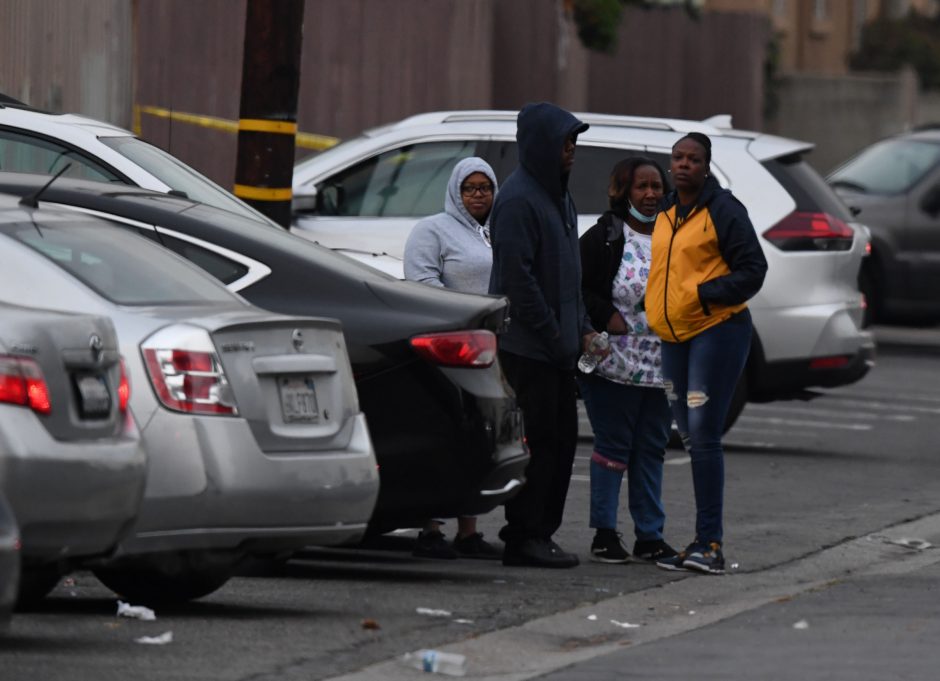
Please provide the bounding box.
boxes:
[326,511,940,680]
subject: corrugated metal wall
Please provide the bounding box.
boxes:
[0,0,771,188]
[0,0,133,126]
[588,7,770,131]
[135,0,245,190]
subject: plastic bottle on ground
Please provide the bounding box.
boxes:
[401,649,467,676]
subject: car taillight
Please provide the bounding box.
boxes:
[410,330,497,368]
[118,358,130,413]
[141,325,237,416]
[0,355,51,415]
[763,212,854,251]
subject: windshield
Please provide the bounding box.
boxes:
[8,220,237,305]
[829,138,940,195]
[99,136,276,224]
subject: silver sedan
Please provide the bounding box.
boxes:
[0,196,379,604]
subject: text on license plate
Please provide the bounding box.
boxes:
[278,376,318,423]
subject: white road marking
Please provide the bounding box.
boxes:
[745,403,916,422]
[738,415,872,430]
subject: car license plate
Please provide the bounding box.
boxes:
[75,373,111,418]
[278,376,318,423]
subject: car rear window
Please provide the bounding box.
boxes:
[828,138,940,195]
[98,136,274,224]
[7,220,236,305]
[763,154,853,221]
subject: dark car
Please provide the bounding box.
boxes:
[828,128,940,324]
[0,173,527,534]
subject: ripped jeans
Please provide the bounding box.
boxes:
[660,309,752,546]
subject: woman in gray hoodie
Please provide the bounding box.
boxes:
[404,157,498,295]
[403,156,501,559]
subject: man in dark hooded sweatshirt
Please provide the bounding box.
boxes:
[489,102,603,568]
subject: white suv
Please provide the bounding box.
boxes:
[291,110,876,429]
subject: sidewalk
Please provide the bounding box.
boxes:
[326,514,940,680]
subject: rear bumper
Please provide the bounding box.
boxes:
[752,339,876,397]
[0,407,146,562]
[114,411,379,556]
[750,302,875,398]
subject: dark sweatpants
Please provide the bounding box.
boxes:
[498,350,578,545]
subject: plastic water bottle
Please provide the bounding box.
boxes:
[577,331,609,374]
[401,649,467,676]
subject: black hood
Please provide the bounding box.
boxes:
[516,102,588,199]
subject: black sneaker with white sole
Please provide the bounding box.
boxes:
[633,539,678,562]
[590,529,631,564]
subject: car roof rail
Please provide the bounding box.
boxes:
[384,109,740,137]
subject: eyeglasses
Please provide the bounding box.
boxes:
[460,183,494,197]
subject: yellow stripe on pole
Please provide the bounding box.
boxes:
[238,118,298,134]
[233,184,293,201]
[135,104,340,151]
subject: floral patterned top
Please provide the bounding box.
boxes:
[594,226,663,388]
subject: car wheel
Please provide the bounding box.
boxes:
[723,372,748,434]
[93,550,239,605]
[15,566,62,610]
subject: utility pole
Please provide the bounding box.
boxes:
[233,0,304,228]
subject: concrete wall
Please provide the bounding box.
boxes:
[770,68,920,173]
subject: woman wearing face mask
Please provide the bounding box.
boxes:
[645,133,767,574]
[578,157,677,565]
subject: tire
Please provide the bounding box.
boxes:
[93,551,239,605]
[15,566,62,610]
[723,372,748,434]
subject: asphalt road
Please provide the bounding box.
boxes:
[2,329,939,681]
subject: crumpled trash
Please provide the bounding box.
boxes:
[117,601,156,621]
[886,537,932,551]
[586,614,598,621]
[135,631,173,645]
[610,620,641,629]
[416,607,452,617]
[793,620,809,630]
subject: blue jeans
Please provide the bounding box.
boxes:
[578,374,672,542]
[660,310,752,546]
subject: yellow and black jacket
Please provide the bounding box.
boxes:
[645,176,768,343]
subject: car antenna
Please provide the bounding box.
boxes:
[19,163,72,208]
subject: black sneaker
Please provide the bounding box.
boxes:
[590,529,631,564]
[413,530,457,559]
[632,539,678,562]
[453,532,502,560]
[682,542,725,574]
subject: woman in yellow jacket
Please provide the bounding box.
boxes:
[645,132,767,574]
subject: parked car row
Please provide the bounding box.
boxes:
[0,96,529,619]
[289,110,876,426]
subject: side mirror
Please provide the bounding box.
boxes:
[290,189,317,213]
[920,185,940,217]
[291,187,318,214]
[849,205,862,217]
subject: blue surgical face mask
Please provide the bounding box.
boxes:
[628,202,657,224]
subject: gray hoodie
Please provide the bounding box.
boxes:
[403,157,498,295]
